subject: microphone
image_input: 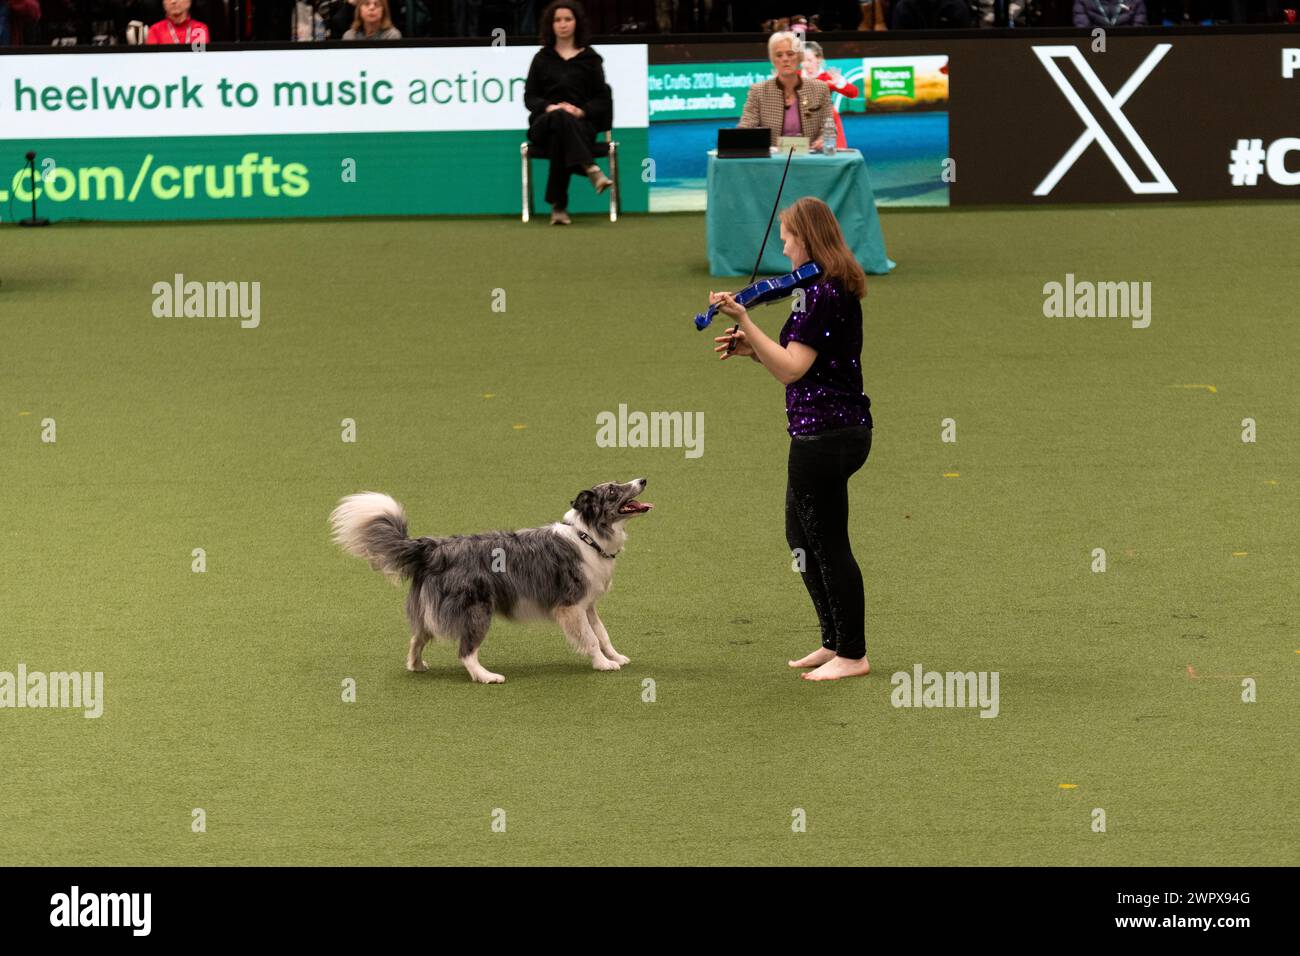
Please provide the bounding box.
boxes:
[19,151,50,227]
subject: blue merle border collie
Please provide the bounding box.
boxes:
[329,479,652,683]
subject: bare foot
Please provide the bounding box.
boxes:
[788,647,836,668]
[802,655,871,681]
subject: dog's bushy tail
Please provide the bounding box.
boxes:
[330,492,425,584]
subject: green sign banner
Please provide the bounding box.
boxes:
[0,45,650,222]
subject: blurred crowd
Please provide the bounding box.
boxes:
[0,0,1292,46]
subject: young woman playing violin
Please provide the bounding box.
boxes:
[710,197,874,681]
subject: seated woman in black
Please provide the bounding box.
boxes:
[524,2,614,226]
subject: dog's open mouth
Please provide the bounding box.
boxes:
[618,499,653,515]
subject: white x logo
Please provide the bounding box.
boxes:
[1032,44,1176,196]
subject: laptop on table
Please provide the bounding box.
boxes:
[717,128,772,158]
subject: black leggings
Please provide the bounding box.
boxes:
[527,109,598,210]
[785,425,872,659]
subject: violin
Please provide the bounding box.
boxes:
[693,145,800,351]
[694,261,822,331]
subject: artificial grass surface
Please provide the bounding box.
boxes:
[2,204,1297,866]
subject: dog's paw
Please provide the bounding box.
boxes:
[407,660,429,673]
[592,657,621,671]
[473,671,506,684]
[610,653,631,666]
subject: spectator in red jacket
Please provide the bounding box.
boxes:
[0,0,41,45]
[801,40,857,150]
[146,0,210,44]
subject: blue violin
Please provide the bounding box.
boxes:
[694,261,822,331]
[692,145,804,352]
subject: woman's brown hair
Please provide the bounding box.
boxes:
[780,197,867,299]
[352,0,393,32]
[539,1,591,48]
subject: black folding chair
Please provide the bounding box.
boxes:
[520,130,620,223]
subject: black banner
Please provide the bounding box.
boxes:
[950,32,1300,203]
[0,866,1289,941]
[650,28,1300,205]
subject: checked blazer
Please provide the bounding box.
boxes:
[738,76,834,147]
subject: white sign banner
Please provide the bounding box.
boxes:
[0,45,650,140]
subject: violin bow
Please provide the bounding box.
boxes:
[726,145,797,353]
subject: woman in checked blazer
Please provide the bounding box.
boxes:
[738,31,834,150]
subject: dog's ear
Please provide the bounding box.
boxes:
[571,489,598,520]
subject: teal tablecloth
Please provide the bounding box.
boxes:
[706,149,895,278]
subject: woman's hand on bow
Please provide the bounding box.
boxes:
[713,328,754,359]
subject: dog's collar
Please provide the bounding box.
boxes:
[562,521,619,559]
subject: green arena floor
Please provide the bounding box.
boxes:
[3,203,1296,865]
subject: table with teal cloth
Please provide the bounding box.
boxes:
[706,148,896,278]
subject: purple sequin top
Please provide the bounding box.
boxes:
[779,276,873,437]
